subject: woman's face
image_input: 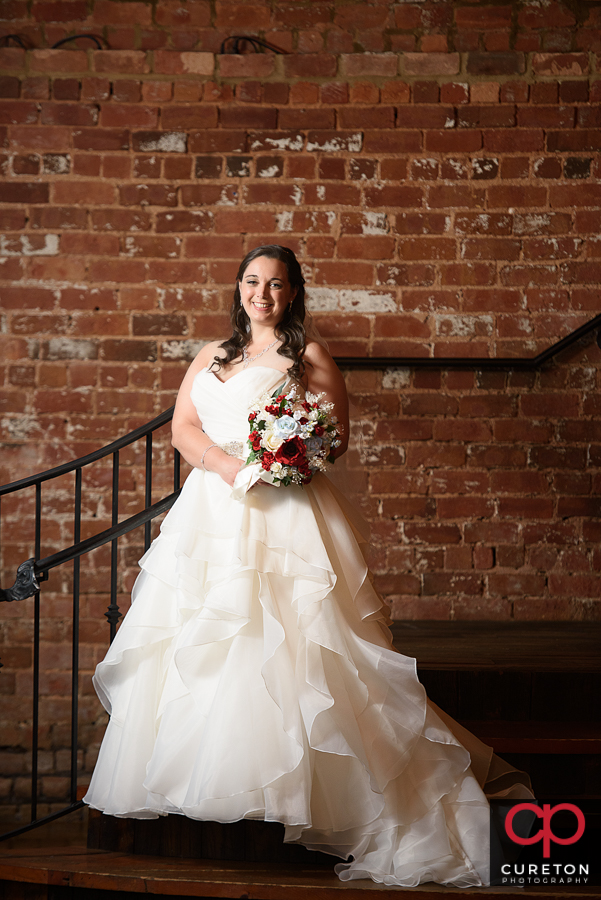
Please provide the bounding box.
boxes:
[239,256,297,330]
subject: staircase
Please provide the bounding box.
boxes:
[1,620,599,898]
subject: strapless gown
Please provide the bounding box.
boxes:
[84,366,531,887]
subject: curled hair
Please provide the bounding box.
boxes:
[213,245,307,381]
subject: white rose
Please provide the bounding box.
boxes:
[274,415,299,437]
[263,427,284,451]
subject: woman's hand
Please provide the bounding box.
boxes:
[203,448,246,488]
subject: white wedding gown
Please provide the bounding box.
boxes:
[84,365,532,887]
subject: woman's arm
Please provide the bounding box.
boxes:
[303,341,350,458]
[171,342,246,487]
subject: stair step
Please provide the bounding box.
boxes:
[462,720,601,755]
[0,846,597,899]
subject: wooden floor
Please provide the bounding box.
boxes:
[1,844,599,899]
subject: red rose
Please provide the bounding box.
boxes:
[249,411,257,421]
[250,431,262,451]
[261,451,275,470]
[314,424,324,436]
[274,435,307,468]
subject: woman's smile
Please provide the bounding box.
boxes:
[239,256,296,326]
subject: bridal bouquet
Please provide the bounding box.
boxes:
[245,384,342,486]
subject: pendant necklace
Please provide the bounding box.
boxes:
[242,338,279,369]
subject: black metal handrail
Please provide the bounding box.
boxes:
[0,312,600,841]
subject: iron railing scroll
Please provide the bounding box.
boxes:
[0,312,600,841]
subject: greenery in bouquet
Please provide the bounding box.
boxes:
[245,384,342,486]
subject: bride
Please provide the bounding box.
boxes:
[84,245,531,887]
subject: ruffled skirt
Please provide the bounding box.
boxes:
[84,469,531,887]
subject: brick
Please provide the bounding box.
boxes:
[160,105,217,130]
[395,212,447,235]
[72,127,128,151]
[184,234,244,259]
[377,264,435,287]
[30,49,88,73]
[99,103,157,128]
[313,261,374,286]
[21,76,49,100]
[469,81,500,103]
[424,130,482,152]
[156,210,213,233]
[0,100,38,125]
[219,106,277,129]
[402,52,460,76]
[53,180,115,205]
[462,238,521,260]
[533,156,562,179]
[0,48,26,72]
[338,106,395,129]
[523,237,581,260]
[363,130,421,153]
[404,524,461,545]
[458,105,515,128]
[39,102,98,126]
[119,184,176,207]
[364,185,423,208]
[155,0,209,26]
[0,208,27,229]
[337,236,395,260]
[217,53,274,78]
[547,130,601,152]
[0,286,55,308]
[100,339,156,361]
[532,52,589,76]
[486,185,547,208]
[440,82,469,105]
[341,53,397,77]
[488,574,546,597]
[88,258,147,283]
[61,232,119,255]
[90,209,150,233]
[304,183,360,206]
[173,80,202,102]
[12,153,38,174]
[29,207,85,231]
[428,185,484,209]
[397,106,455,129]
[398,238,456,260]
[131,313,187,336]
[0,182,49,203]
[466,52,526,76]
[32,0,86,20]
[0,76,20,98]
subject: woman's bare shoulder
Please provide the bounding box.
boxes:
[194,340,227,370]
[303,339,334,367]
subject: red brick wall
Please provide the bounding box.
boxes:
[1,0,601,824]
[1,19,601,625]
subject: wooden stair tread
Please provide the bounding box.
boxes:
[461,720,601,754]
[391,622,601,671]
[1,846,598,898]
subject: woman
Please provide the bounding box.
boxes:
[84,245,531,887]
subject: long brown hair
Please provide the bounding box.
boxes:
[212,245,307,380]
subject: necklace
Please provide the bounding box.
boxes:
[242,338,279,369]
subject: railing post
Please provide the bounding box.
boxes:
[106,451,122,643]
[144,433,153,552]
[31,483,42,822]
[70,469,81,804]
